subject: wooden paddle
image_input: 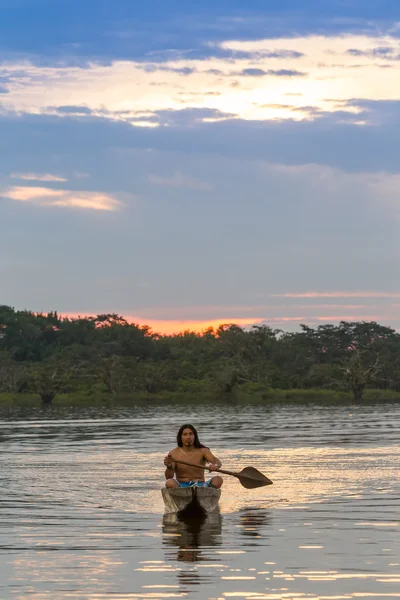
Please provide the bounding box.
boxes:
[171,458,273,489]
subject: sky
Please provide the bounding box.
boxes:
[1,0,400,335]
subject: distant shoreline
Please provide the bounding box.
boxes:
[1,388,400,406]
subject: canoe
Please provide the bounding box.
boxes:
[162,486,221,517]
[161,486,221,518]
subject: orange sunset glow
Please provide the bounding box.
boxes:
[61,314,265,335]
[59,311,393,335]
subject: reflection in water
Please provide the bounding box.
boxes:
[163,510,222,561]
[162,511,223,586]
[237,508,271,545]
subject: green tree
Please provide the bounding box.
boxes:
[0,350,26,393]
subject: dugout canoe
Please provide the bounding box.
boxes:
[161,486,221,517]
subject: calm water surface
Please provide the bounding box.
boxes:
[0,402,399,599]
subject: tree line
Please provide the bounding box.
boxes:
[1,305,399,404]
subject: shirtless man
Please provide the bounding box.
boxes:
[163,423,223,489]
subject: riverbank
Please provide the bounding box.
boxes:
[1,387,400,406]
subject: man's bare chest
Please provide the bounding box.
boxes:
[172,448,205,464]
[171,448,206,480]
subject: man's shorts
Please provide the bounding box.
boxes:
[176,479,214,488]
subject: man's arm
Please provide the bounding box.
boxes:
[164,465,174,479]
[164,452,175,479]
[203,448,222,469]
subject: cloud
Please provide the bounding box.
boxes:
[267,69,307,77]
[153,107,236,125]
[343,99,400,124]
[240,67,269,77]
[274,292,400,299]
[3,1,398,70]
[1,185,124,211]
[241,50,305,59]
[255,162,400,226]
[53,105,93,114]
[241,68,306,77]
[10,172,68,182]
[346,46,400,59]
[216,49,306,61]
[148,171,211,190]
[138,64,197,76]
[268,314,384,324]
[1,104,400,176]
[1,33,400,124]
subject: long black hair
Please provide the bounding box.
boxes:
[177,424,207,448]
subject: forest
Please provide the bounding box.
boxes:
[1,305,400,404]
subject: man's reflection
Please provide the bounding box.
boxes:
[162,509,222,561]
[162,510,223,586]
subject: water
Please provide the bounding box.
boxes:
[1,402,399,599]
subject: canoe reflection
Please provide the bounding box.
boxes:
[162,510,222,564]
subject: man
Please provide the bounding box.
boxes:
[163,423,223,489]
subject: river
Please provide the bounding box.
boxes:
[1,401,399,599]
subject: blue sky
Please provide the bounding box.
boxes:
[1,0,400,333]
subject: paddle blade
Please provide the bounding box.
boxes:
[237,467,273,489]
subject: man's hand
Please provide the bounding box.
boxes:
[164,453,173,468]
[208,463,220,472]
